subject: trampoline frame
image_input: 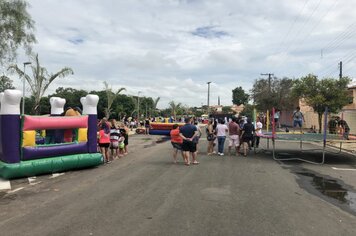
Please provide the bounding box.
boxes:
[256,107,355,165]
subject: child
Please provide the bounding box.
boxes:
[120,125,129,155]
[110,119,120,159]
[118,131,125,157]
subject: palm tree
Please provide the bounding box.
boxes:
[8,54,73,114]
[169,101,181,121]
[103,81,126,119]
[151,97,160,117]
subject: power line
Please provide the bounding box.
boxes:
[291,0,340,55]
[319,47,356,77]
[272,0,324,74]
[281,0,322,56]
[322,22,356,52]
[277,0,310,52]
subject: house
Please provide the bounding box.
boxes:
[279,85,356,133]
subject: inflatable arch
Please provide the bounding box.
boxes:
[0,90,103,179]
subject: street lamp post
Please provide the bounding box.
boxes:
[207,82,211,115]
[22,62,32,115]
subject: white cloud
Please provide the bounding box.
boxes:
[8,0,356,108]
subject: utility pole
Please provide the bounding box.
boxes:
[339,61,342,79]
[137,91,142,121]
[261,73,274,93]
[207,82,211,115]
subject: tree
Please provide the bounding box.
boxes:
[0,74,15,92]
[251,77,295,111]
[240,104,255,118]
[232,86,249,105]
[8,54,73,114]
[169,101,181,121]
[113,94,135,120]
[103,81,126,119]
[292,74,352,133]
[0,0,36,66]
[151,97,160,117]
[51,87,88,108]
[222,106,232,114]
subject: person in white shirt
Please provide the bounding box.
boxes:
[253,117,263,148]
[216,119,229,156]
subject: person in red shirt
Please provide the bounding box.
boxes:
[170,124,184,164]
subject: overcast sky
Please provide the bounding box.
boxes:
[12,0,356,108]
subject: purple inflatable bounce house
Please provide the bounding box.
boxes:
[0,90,103,179]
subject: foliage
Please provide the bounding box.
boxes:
[239,104,255,118]
[103,81,126,119]
[179,105,192,116]
[222,106,232,114]
[151,97,160,117]
[159,108,171,118]
[113,94,135,120]
[0,74,15,92]
[0,0,36,66]
[292,74,352,133]
[190,106,204,117]
[169,101,181,121]
[251,77,295,111]
[51,87,88,108]
[232,86,249,105]
[8,54,73,114]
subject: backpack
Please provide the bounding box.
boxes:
[293,111,302,119]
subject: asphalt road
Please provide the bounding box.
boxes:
[1,135,356,236]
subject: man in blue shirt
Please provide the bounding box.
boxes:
[179,117,199,165]
[292,106,305,133]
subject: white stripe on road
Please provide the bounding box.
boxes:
[0,178,11,190]
[7,187,24,193]
[332,167,356,171]
[28,177,43,185]
[50,173,65,179]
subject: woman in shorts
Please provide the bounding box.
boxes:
[170,124,183,164]
[240,118,255,157]
[98,121,111,163]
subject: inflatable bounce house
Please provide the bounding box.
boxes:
[0,90,103,179]
[149,122,184,135]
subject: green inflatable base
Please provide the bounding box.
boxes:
[0,153,103,179]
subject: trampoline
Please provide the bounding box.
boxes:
[257,108,356,164]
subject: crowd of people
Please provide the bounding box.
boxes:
[170,116,263,166]
[97,118,129,164]
[95,106,351,165]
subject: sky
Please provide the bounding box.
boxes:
[11,0,356,108]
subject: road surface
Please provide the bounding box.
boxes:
[1,135,356,236]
